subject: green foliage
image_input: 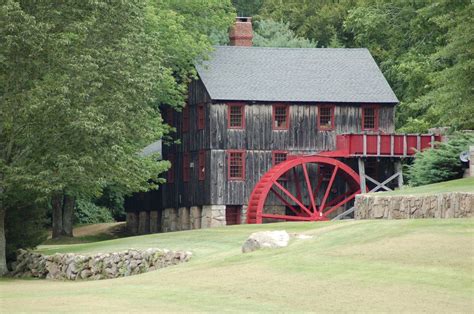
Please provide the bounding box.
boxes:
[5,192,48,262]
[258,0,354,48]
[253,19,317,48]
[232,0,263,17]
[94,185,126,221]
[258,0,474,132]
[407,133,474,186]
[74,200,114,225]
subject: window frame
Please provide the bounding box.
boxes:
[167,153,175,183]
[182,106,190,133]
[197,103,205,130]
[362,105,379,131]
[227,150,246,181]
[227,103,245,129]
[183,152,190,182]
[272,150,288,166]
[317,105,335,131]
[272,104,290,130]
[198,150,205,181]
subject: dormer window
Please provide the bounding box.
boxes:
[318,105,335,130]
[273,104,289,130]
[228,103,245,129]
[362,106,379,131]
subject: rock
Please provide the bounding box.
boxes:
[242,230,290,253]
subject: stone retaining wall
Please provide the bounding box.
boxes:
[355,192,474,219]
[10,248,192,280]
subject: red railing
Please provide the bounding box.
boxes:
[319,133,442,158]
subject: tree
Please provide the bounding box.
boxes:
[407,133,474,186]
[253,19,317,48]
[0,0,234,275]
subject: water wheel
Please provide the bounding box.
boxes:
[246,156,362,223]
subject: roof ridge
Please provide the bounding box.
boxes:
[213,46,369,51]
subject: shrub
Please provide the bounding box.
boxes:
[5,192,48,263]
[74,199,114,225]
[407,133,474,186]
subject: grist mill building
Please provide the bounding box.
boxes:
[126,17,438,234]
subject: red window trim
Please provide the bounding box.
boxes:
[197,103,205,130]
[198,150,205,181]
[227,103,245,129]
[182,106,190,133]
[183,152,190,182]
[227,150,246,181]
[317,105,335,131]
[272,150,288,166]
[167,153,175,183]
[362,105,379,131]
[272,104,290,130]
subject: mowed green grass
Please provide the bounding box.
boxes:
[377,177,474,196]
[1,219,473,313]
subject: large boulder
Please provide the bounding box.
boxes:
[242,230,290,253]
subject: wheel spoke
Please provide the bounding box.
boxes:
[273,180,313,217]
[270,187,307,217]
[319,165,338,213]
[322,189,360,217]
[302,163,317,215]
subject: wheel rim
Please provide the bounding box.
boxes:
[247,156,361,223]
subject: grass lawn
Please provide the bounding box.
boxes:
[373,177,474,196]
[1,218,473,312]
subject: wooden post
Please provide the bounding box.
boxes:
[363,134,367,156]
[394,160,403,188]
[358,158,366,193]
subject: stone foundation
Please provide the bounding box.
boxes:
[161,208,178,232]
[178,207,190,231]
[201,205,226,228]
[126,212,138,234]
[150,211,160,233]
[138,211,150,234]
[355,192,474,219]
[190,206,202,229]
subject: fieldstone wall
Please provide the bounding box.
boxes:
[161,208,178,232]
[355,192,474,219]
[10,248,192,280]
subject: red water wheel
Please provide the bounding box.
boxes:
[246,156,362,224]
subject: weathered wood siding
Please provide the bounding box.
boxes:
[162,78,397,208]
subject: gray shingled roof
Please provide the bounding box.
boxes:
[196,46,398,103]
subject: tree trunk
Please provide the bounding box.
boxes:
[62,195,74,237]
[0,207,7,276]
[51,193,63,238]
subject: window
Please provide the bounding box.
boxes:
[167,154,175,183]
[273,104,289,130]
[198,104,205,130]
[272,151,288,165]
[183,153,190,182]
[228,150,245,180]
[318,105,335,130]
[228,103,245,129]
[362,106,378,131]
[182,106,190,132]
[198,150,205,181]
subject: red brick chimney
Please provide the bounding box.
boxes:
[229,17,253,46]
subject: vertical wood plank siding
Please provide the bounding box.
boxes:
[162,79,396,208]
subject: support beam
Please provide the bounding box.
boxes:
[358,158,367,193]
[394,161,404,188]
